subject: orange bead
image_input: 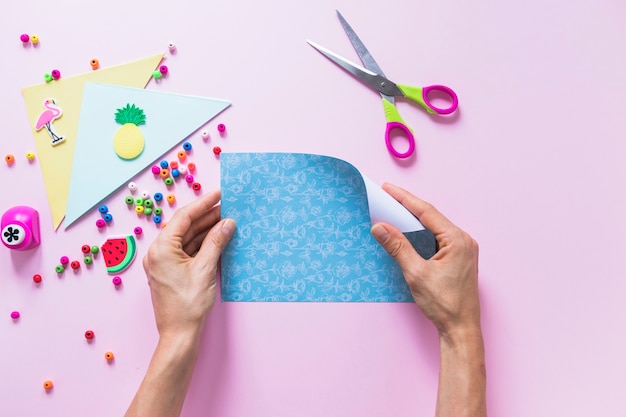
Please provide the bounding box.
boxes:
[90,58,99,69]
[160,168,170,178]
[177,151,186,161]
[43,380,54,390]
[5,154,15,164]
[166,194,176,204]
[187,162,196,172]
[104,351,115,361]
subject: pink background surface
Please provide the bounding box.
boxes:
[1,1,625,416]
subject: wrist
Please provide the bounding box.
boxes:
[439,323,484,351]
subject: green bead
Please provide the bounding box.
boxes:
[152,70,162,79]
[125,196,134,205]
[144,199,153,208]
[144,207,153,216]
[44,73,53,83]
[164,178,174,186]
[55,265,64,273]
[135,198,144,206]
[83,256,93,264]
[90,245,99,254]
[154,207,163,215]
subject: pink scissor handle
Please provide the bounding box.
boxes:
[421,85,459,115]
[385,122,415,159]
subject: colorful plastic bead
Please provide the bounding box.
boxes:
[169,161,178,169]
[153,192,163,202]
[144,207,153,216]
[168,42,176,52]
[70,261,80,270]
[135,206,145,214]
[217,123,226,133]
[90,58,99,69]
[98,205,108,214]
[166,194,176,204]
[33,274,42,283]
[159,65,168,75]
[171,169,180,178]
[153,215,162,224]
[91,245,99,254]
[159,160,169,169]
[83,256,93,265]
[160,168,169,178]
[112,276,122,286]
[103,213,113,223]
[81,244,91,254]
[133,226,142,235]
[183,142,192,151]
[201,130,210,140]
[192,182,201,191]
[10,311,20,319]
[20,34,30,43]
[154,207,163,215]
[152,70,162,79]
[51,69,61,80]
[151,165,161,174]
[213,146,222,155]
[55,265,64,273]
[164,177,174,186]
[144,199,153,208]
[5,154,15,165]
[30,35,39,44]
[141,191,150,199]
[187,162,196,172]
[96,219,106,228]
[43,380,54,390]
[105,351,115,361]
[44,73,53,83]
[125,196,134,205]
[84,330,95,340]
[128,182,138,192]
[185,174,194,184]
[60,256,69,265]
[26,151,35,161]
[135,198,144,206]
[177,151,186,161]
[177,165,187,175]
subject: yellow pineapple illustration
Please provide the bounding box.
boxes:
[113,104,146,160]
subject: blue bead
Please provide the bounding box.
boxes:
[153,192,163,202]
[171,169,180,178]
[183,142,192,151]
[98,205,108,214]
[103,213,113,222]
[159,160,168,169]
[153,215,162,224]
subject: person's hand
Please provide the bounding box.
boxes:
[371,183,481,340]
[142,189,235,339]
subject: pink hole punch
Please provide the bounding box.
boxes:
[1,206,41,251]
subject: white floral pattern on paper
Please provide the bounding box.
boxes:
[220,153,415,302]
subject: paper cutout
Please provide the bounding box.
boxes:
[113,104,146,160]
[34,98,65,145]
[220,153,437,302]
[22,53,164,229]
[64,83,230,228]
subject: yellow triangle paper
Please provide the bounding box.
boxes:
[22,54,163,230]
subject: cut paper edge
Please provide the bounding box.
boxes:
[21,53,164,230]
[64,83,231,228]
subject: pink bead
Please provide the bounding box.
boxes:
[51,69,61,80]
[133,226,143,235]
[112,276,122,286]
[185,174,194,183]
[10,311,20,319]
[20,34,30,42]
[159,65,168,75]
[151,165,161,174]
[96,219,106,228]
[217,123,226,133]
[60,256,69,265]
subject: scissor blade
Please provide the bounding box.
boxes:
[307,39,402,98]
[335,10,386,78]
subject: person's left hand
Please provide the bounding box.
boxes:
[142,190,235,339]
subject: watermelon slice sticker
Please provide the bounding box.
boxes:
[102,235,137,274]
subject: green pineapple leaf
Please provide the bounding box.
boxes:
[114,103,146,126]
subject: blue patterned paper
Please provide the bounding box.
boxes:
[220,153,430,302]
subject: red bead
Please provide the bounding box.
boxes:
[33,274,42,283]
[84,330,95,340]
[81,244,91,254]
[213,146,222,155]
[187,162,196,172]
[192,182,201,191]
[70,261,80,270]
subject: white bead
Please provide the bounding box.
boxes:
[128,182,137,192]
[141,190,150,199]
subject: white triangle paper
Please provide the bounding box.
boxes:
[65,83,230,228]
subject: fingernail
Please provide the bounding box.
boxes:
[221,218,235,237]
[371,224,389,244]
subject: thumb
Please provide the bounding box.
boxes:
[371,222,426,274]
[196,218,236,265]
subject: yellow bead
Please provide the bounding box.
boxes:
[30,35,39,44]
[25,151,35,161]
[135,205,145,214]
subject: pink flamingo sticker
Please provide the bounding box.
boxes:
[35,98,65,146]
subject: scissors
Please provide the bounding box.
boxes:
[307,10,458,159]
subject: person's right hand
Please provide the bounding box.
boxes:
[371,183,481,341]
